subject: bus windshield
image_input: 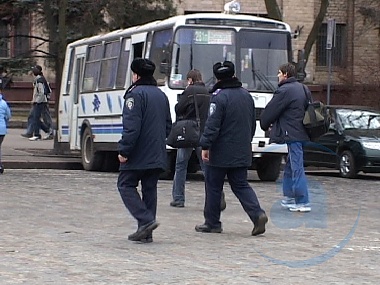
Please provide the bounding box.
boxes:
[169,27,290,92]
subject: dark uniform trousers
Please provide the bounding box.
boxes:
[204,165,264,228]
[117,168,161,228]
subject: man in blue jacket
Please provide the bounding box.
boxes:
[195,61,268,236]
[260,63,311,212]
[117,58,172,243]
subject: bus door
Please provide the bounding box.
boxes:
[69,53,85,150]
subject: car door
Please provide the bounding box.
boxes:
[304,107,340,168]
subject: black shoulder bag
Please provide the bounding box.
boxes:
[166,91,201,148]
[302,85,330,141]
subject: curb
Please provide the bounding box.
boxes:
[3,160,83,170]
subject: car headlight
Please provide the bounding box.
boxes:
[362,142,380,150]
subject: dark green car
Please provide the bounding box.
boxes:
[303,106,380,178]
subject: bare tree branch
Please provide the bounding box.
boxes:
[264,0,282,21]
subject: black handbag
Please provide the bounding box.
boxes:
[166,91,201,148]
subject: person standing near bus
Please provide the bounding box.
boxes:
[195,61,268,236]
[170,69,226,210]
[0,85,11,174]
[117,58,172,243]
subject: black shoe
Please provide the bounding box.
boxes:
[195,223,222,233]
[170,200,184,208]
[252,213,268,236]
[21,133,33,138]
[128,221,159,241]
[0,166,3,174]
[137,234,153,244]
[220,191,226,211]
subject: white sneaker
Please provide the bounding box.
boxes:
[281,197,295,208]
[288,203,311,212]
[43,133,54,140]
[29,136,41,141]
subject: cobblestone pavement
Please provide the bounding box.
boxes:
[1,169,379,284]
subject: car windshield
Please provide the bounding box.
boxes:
[337,109,380,130]
[169,27,290,91]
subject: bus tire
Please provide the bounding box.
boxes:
[256,155,282,181]
[81,127,104,171]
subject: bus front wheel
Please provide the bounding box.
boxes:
[256,155,283,181]
[81,127,104,171]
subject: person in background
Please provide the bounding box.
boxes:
[0,65,12,90]
[170,69,226,210]
[195,61,268,236]
[260,62,311,212]
[0,85,11,174]
[22,65,54,140]
[117,58,172,243]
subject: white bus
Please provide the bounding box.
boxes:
[57,6,296,180]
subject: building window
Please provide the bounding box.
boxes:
[13,15,31,57]
[0,22,10,58]
[0,15,31,58]
[316,23,346,67]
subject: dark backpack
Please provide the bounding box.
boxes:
[37,76,52,100]
[302,85,330,141]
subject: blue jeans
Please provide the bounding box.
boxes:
[31,103,50,137]
[172,147,203,203]
[282,142,309,204]
[204,165,264,228]
[27,103,52,135]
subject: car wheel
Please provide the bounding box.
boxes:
[339,150,357,178]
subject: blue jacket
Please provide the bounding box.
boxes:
[118,77,172,171]
[200,78,255,168]
[260,77,310,144]
[0,94,11,135]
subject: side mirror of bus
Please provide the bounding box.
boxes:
[160,62,169,74]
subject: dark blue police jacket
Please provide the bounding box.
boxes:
[260,77,310,144]
[199,77,255,168]
[118,77,172,171]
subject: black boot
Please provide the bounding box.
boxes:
[251,213,268,236]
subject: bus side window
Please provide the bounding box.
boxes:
[99,41,120,90]
[149,29,173,86]
[83,44,103,92]
[116,38,131,88]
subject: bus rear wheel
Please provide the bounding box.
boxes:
[81,127,104,171]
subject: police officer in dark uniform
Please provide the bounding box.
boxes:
[195,61,268,236]
[117,58,172,243]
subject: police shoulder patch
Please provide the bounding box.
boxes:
[212,89,222,96]
[125,97,134,110]
[209,103,216,116]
